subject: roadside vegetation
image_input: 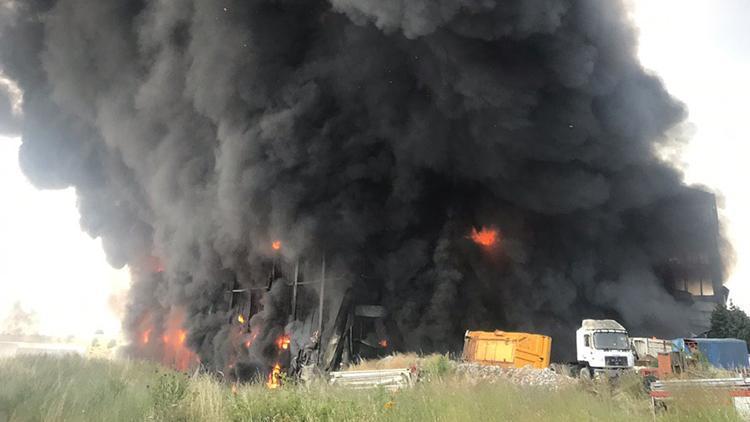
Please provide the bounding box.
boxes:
[711,303,750,347]
[0,354,743,421]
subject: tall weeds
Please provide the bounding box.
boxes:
[0,355,742,421]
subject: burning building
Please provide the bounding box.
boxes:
[648,188,728,334]
[0,0,732,370]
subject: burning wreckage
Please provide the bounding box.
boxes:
[0,0,732,387]
[129,240,410,383]
[226,253,406,384]
[125,185,727,385]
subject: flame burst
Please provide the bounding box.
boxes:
[237,314,245,324]
[272,240,282,250]
[161,309,198,370]
[267,363,282,389]
[135,308,199,371]
[470,226,498,247]
[379,339,388,348]
[276,334,291,350]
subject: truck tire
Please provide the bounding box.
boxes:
[579,366,592,379]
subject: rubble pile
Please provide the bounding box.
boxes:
[457,363,576,389]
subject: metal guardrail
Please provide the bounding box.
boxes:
[651,378,750,391]
[329,368,415,391]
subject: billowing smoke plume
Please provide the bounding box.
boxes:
[0,0,726,367]
[0,78,20,135]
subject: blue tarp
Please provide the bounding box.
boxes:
[672,338,749,369]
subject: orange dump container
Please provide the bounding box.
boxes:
[462,330,552,369]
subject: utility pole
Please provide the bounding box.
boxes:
[318,254,326,336]
[290,258,300,322]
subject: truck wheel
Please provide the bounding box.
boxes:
[579,366,592,379]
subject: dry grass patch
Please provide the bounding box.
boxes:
[0,355,744,421]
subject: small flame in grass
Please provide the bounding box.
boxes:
[379,339,388,348]
[178,330,187,345]
[470,226,498,247]
[276,334,291,350]
[272,240,282,251]
[231,384,238,395]
[237,314,245,324]
[267,363,282,389]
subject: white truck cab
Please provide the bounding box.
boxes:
[575,319,634,377]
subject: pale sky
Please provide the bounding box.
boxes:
[0,137,129,339]
[631,0,749,310]
[0,1,747,340]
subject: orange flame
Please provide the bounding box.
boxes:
[136,308,199,371]
[142,328,152,345]
[379,339,388,348]
[266,363,282,389]
[276,334,291,350]
[470,226,498,247]
[161,309,198,371]
[237,314,245,324]
[148,256,165,273]
[244,331,259,349]
[272,240,282,251]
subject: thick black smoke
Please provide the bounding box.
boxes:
[0,0,725,366]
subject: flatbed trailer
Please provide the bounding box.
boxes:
[329,368,416,391]
[649,378,750,418]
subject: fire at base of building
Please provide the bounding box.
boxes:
[222,188,726,379]
[225,254,402,381]
[127,186,727,378]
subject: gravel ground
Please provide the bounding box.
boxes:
[456,363,577,389]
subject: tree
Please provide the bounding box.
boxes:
[710,303,750,346]
[1,301,39,336]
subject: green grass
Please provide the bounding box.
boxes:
[0,355,743,421]
[0,355,159,421]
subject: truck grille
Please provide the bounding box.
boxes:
[605,356,628,367]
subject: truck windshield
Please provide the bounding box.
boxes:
[593,332,629,350]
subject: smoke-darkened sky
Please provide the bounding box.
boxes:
[0,0,747,363]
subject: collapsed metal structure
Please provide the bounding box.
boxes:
[226,255,404,379]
